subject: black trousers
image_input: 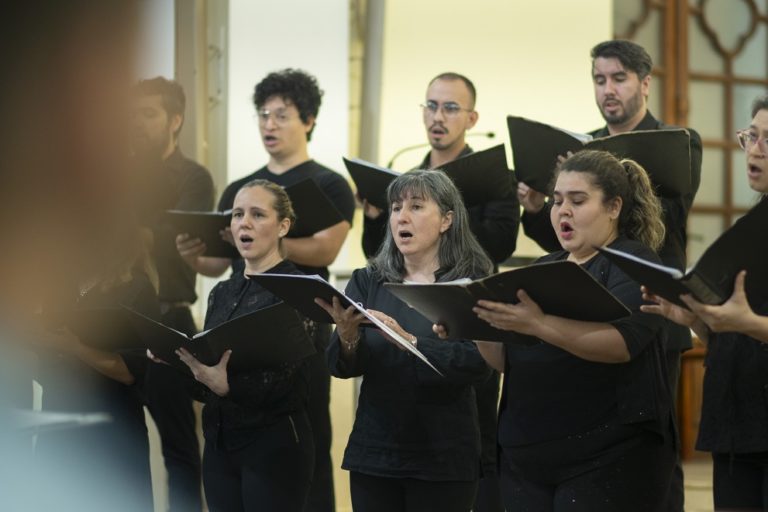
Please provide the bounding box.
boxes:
[304,325,335,512]
[712,452,768,511]
[664,349,685,512]
[499,424,676,512]
[350,472,478,512]
[203,413,315,512]
[473,370,504,512]
[145,306,202,511]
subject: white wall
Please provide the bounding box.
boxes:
[226,0,350,182]
[373,0,612,256]
[135,0,175,79]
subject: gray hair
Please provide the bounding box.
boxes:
[370,169,493,282]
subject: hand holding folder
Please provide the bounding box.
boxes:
[126,301,315,375]
[250,273,444,376]
[597,197,768,308]
[384,261,630,343]
[507,115,692,197]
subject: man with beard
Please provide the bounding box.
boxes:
[361,72,519,512]
[517,40,702,512]
[133,77,214,512]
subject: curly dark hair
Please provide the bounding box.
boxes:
[591,40,653,79]
[253,69,323,141]
[752,94,768,117]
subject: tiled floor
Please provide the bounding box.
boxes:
[684,459,714,512]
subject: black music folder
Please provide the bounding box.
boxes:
[344,144,515,209]
[384,261,630,343]
[126,302,315,374]
[250,273,444,374]
[283,178,346,238]
[597,197,768,308]
[507,115,692,197]
[165,178,345,258]
[164,210,237,258]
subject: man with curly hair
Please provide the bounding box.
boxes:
[177,69,355,512]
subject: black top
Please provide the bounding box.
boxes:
[37,272,158,424]
[192,259,314,451]
[217,160,356,280]
[362,145,520,266]
[520,111,702,351]
[498,237,672,447]
[327,267,492,481]
[141,148,215,303]
[696,300,768,454]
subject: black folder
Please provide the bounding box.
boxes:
[383,261,631,343]
[125,301,315,374]
[164,178,345,258]
[163,210,238,258]
[283,178,346,238]
[597,198,768,308]
[250,273,355,324]
[507,115,692,197]
[343,144,515,210]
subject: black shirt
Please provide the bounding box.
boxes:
[498,237,672,447]
[520,111,702,351]
[218,160,355,280]
[327,267,492,481]
[193,259,314,451]
[696,300,768,454]
[142,148,215,303]
[362,145,520,266]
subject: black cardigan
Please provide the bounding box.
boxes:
[194,259,315,451]
[327,267,492,481]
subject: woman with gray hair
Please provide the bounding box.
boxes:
[319,169,493,512]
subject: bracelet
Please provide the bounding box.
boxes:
[340,333,360,351]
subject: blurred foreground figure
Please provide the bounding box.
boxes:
[0,2,148,510]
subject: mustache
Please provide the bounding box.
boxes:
[429,123,448,133]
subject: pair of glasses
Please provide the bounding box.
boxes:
[736,129,768,153]
[420,100,472,117]
[256,108,294,125]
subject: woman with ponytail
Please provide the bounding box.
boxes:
[445,149,676,511]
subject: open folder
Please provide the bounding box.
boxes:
[125,301,316,374]
[250,273,443,376]
[164,178,345,258]
[597,198,768,308]
[344,144,515,210]
[383,261,630,343]
[506,115,692,197]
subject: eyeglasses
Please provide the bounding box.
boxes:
[256,108,295,125]
[420,100,473,118]
[736,129,768,153]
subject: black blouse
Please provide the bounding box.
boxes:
[327,267,492,482]
[195,259,314,451]
[697,301,768,454]
[498,237,673,447]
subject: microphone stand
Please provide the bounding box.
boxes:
[386,131,496,169]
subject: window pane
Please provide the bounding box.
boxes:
[687,214,724,265]
[734,22,767,78]
[695,148,724,206]
[613,0,646,39]
[688,13,725,74]
[733,84,768,130]
[701,0,753,56]
[634,9,662,68]
[689,81,724,140]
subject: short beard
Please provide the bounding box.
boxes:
[601,90,644,126]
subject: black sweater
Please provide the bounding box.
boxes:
[194,259,314,451]
[498,237,673,447]
[327,267,492,481]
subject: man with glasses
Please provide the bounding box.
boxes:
[177,68,355,512]
[362,72,519,512]
[517,40,702,512]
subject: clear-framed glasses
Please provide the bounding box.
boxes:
[736,129,768,153]
[256,108,294,125]
[420,100,472,118]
